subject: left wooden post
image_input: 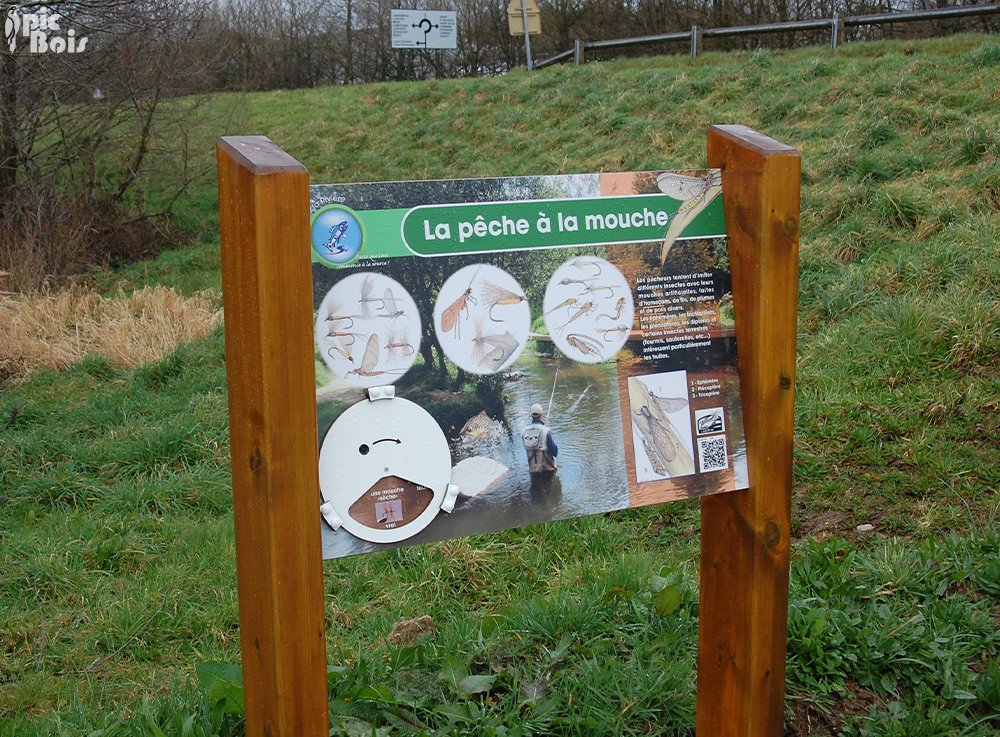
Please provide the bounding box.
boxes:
[217,136,328,737]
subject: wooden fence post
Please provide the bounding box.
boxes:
[696,126,800,737]
[217,136,329,737]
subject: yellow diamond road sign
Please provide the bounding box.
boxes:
[507,0,541,36]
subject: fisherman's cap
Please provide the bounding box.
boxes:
[530,404,544,417]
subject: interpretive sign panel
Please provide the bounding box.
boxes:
[310,170,748,559]
[219,128,799,737]
[390,9,457,49]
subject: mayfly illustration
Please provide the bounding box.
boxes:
[544,297,578,317]
[650,392,689,416]
[633,405,681,472]
[345,334,397,379]
[564,332,603,358]
[439,267,480,339]
[358,276,384,319]
[479,279,526,322]
[597,297,626,322]
[321,221,349,255]
[656,169,723,265]
[627,377,695,479]
[378,288,405,320]
[656,171,722,214]
[640,437,669,476]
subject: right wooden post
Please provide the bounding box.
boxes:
[697,125,800,737]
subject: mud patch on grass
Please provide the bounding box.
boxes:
[787,681,879,736]
[795,508,849,540]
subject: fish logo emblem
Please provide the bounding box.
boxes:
[311,205,364,266]
[321,221,349,255]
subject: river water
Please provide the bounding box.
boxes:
[322,352,629,559]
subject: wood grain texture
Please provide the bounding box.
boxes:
[217,136,328,737]
[696,125,800,737]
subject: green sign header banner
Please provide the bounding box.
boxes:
[310,171,726,265]
[400,193,724,256]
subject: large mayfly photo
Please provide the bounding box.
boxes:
[656,169,723,265]
[627,373,696,482]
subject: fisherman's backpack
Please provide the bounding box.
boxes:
[521,424,547,451]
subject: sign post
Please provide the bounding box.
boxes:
[390,9,457,49]
[217,136,329,737]
[508,0,541,72]
[696,125,800,737]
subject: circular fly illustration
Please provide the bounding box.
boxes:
[434,264,530,375]
[316,272,421,388]
[543,256,633,363]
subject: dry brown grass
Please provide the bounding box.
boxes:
[0,285,223,383]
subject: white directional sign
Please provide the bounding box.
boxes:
[391,9,457,50]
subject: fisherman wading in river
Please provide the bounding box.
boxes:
[522,404,558,485]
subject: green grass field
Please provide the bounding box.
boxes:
[1,34,998,736]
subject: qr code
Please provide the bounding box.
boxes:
[698,435,728,473]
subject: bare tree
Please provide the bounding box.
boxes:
[0,1,225,290]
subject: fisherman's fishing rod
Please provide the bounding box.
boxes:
[546,365,559,421]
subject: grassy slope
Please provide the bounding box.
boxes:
[1,35,998,736]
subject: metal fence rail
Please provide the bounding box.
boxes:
[536,3,999,68]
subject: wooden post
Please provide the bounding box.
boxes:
[697,126,800,737]
[217,136,328,737]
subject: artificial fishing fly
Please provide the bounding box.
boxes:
[597,297,626,322]
[478,279,526,322]
[358,275,384,319]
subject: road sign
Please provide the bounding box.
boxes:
[507,0,541,36]
[391,9,457,49]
